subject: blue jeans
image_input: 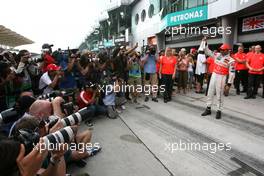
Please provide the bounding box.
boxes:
[87,104,107,117]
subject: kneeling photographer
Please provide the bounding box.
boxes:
[77,81,107,119]
[28,95,101,162]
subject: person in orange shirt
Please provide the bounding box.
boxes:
[245,45,264,99]
[234,46,248,95]
[159,47,177,103]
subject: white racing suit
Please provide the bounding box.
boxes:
[204,46,235,111]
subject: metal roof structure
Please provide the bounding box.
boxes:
[0,25,34,47]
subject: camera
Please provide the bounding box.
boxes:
[15,126,75,154]
[61,102,75,115]
[145,45,156,55]
[28,57,44,63]
[0,108,20,125]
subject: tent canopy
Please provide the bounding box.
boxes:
[0,25,34,47]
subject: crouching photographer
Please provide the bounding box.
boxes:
[77,82,107,119]
[27,96,101,163]
[0,123,71,176]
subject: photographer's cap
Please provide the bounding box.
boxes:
[42,43,54,49]
[47,64,61,71]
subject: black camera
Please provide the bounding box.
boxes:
[149,47,156,55]
[0,108,20,125]
[14,128,40,154]
[145,45,156,55]
[15,126,75,154]
[61,102,75,115]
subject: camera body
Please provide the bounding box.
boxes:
[14,128,40,154]
[61,102,75,115]
[145,45,156,55]
[0,108,20,125]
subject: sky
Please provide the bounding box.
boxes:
[0,0,106,53]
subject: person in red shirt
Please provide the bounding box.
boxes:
[205,50,217,96]
[41,44,56,73]
[78,82,107,118]
[234,46,248,95]
[245,45,264,99]
[246,45,255,60]
[159,47,177,103]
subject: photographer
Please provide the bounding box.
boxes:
[59,52,78,90]
[15,50,33,92]
[0,61,15,111]
[39,64,63,94]
[141,45,159,102]
[28,97,101,160]
[77,82,107,117]
[29,96,65,120]
[102,74,125,119]
[41,44,56,73]
[127,51,142,104]
[0,137,50,176]
[112,43,138,104]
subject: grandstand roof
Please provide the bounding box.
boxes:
[0,25,34,47]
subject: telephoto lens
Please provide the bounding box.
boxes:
[61,107,90,127]
[0,108,20,125]
[42,126,75,147]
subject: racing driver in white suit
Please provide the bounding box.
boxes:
[201,37,235,119]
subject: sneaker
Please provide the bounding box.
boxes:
[201,107,211,116]
[107,106,118,119]
[121,105,126,110]
[145,97,149,102]
[88,146,102,156]
[116,108,122,114]
[164,99,168,103]
[252,95,256,99]
[152,98,158,102]
[216,111,222,119]
[244,96,251,99]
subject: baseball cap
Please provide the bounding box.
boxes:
[42,43,54,49]
[47,64,61,71]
